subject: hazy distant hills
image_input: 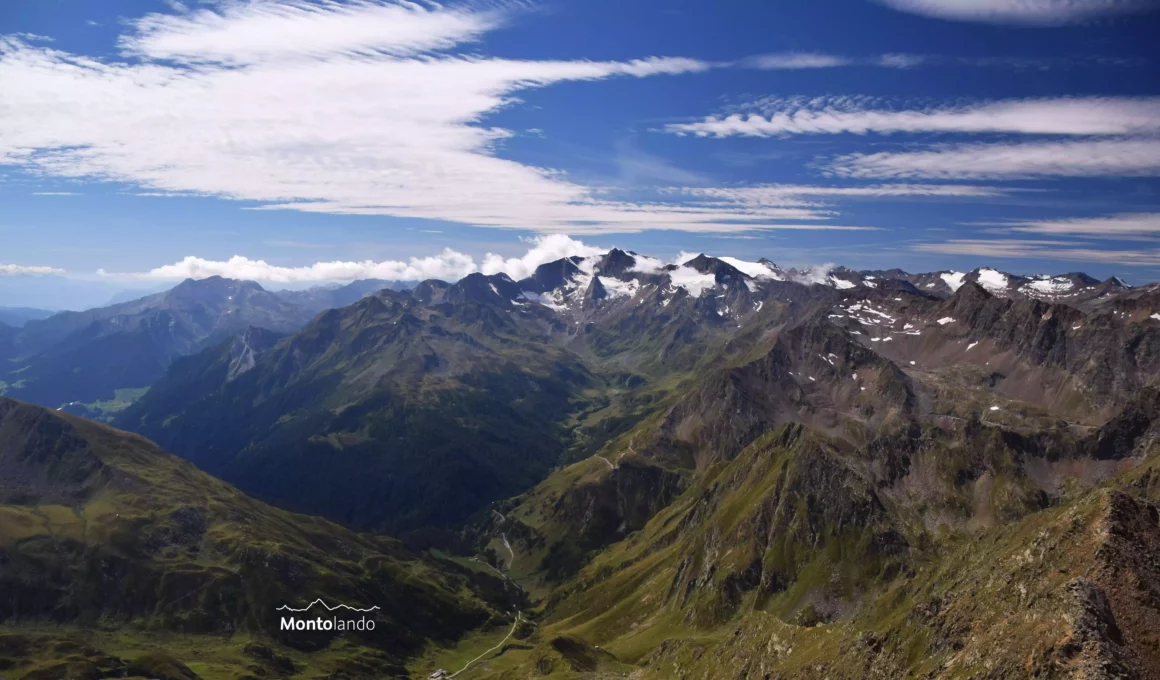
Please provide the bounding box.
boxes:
[272,278,414,312]
[0,306,56,328]
[6,249,1160,676]
[0,277,313,416]
[0,276,403,420]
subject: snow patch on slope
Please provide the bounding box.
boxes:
[719,256,785,281]
[599,277,639,299]
[1026,276,1074,295]
[669,266,717,297]
[976,268,1009,293]
[523,291,566,311]
[940,271,966,292]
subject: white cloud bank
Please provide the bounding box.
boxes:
[98,235,608,283]
[665,97,1160,138]
[875,0,1158,24]
[480,235,606,280]
[0,1,872,234]
[0,264,66,276]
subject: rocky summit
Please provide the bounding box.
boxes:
[3,249,1160,678]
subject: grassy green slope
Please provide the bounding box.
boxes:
[463,415,1160,679]
[0,396,513,679]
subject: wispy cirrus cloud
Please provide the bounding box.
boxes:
[118,0,505,63]
[1002,212,1160,238]
[0,264,66,276]
[665,96,1160,138]
[829,139,1160,179]
[740,52,930,70]
[912,239,1160,266]
[912,210,1160,267]
[740,53,1132,72]
[741,52,852,69]
[674,183,1012,207]
[876,54,927,68]
[0,1,873,235]
[738,53,1133,71]
[875,0,1159,24]
[13,32,53,43]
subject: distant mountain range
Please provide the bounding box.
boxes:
[101,251,1160,534]
[5,249,1160,676]
[0,306,55,328]
[0,276,407,420]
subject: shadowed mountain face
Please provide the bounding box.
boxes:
[0,321,15,362]
[107,257,1160,547]
[115,284,597,534]
[12,251,1160,677]
[0,396,512,677]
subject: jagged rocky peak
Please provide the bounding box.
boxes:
[583,275,608,304]
[594,248,637,278]
[1061,272,1102,286]
[963,267,1026,295]
[521,257,584,293]
[396,245,1140,319]
[682,254,748,282]
[828,266,867,288]
[412,278,451,304]
[1016,271,1098,298]
[445,272,522,305]
[947,279,994,307]
[862,267,911,279]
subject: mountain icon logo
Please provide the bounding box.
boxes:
[276,599,380,613]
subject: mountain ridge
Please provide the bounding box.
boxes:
[5,246,1160,678]
[0,276,406,420]
[112,250,1160,543]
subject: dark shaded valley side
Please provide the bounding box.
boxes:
[3,252,1160,678]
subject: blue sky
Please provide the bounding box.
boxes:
[2,0,1160,308]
